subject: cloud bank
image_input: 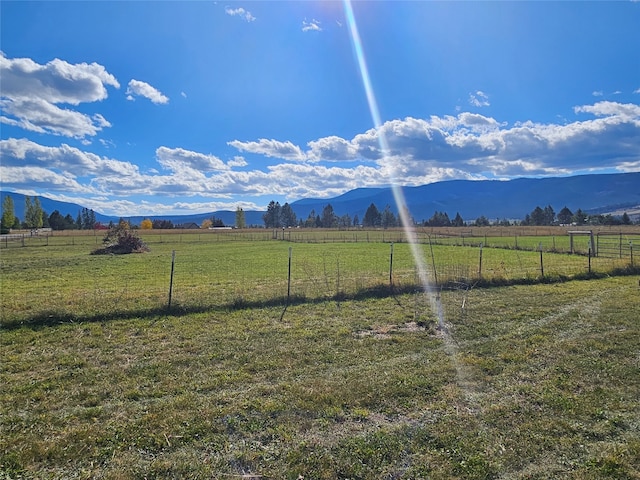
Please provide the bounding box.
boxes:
[2,99,639,215]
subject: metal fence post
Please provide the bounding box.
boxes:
[389,242,394,288]
[168,250,176,309]
[287,246,292,300]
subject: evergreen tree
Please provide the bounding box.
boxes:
[280,203,297,228]
[621,212,631,225]
[381,205,397,229]
[474,216,490,227]
[338,214,352,228]
[362,203,381,227]
[572,209,587,225]
[557,206,573,225]
[304,209,316,228]
[529,206,545,226]
[426,211,451,227]
[320,204,336,228]
[263,201,282,228]
[543,205,555,225]
[48,210,66,230]
[64,214,77,229]
[452,212,465,227]
[81,208,89,229]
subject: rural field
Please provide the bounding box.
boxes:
[1,228,639,479]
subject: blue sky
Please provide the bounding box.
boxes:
[1,1,639,217]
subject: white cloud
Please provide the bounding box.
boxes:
[635,87,640,94]
[99,138,116,149]
[0,98,111,138]
[302,19,322,32]
[468,90,490,107]
[225,6,255,22]
[228,156,248,168]
[126,79,169,104]
[0,138,140,178]
[156,146,230,172]
[0,53,118,138]
[0,52,119,104]
[307,136,358,162]
[574,101,640,119]
[227,103,639,179]
[228,138,307,161]
[592,90,604,97]
[0,166,94,192]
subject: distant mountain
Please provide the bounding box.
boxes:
[290,172,640,222]
[2,172,639,227]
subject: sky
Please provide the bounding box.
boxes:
[1,1,639,217]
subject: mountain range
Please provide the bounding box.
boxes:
[2,172,639,227]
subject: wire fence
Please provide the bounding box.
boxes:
[1,230,638,327]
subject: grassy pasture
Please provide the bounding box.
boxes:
[1,230,638,326]
[1,269,639,478]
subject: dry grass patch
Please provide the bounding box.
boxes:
[1,276,639,479]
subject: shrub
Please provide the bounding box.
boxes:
[92,221,149,255]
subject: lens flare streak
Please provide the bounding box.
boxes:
[343,0,443,326]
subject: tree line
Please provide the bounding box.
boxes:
[263,201,635,229]
[1,195,113,232]
[1,194,636,233]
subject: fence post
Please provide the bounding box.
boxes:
[630,242,633,267]
[478,243,483,279]
[287,246,292,300]
[620,233,623,259]
[539,242,544,278]
[389,242,394,288]
[429,236,438,287]
[168,250,176,309]
[588,247,592,274]
[336,256,341,297]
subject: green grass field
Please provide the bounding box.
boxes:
[2,230,638,326]
[1,232,639,478]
